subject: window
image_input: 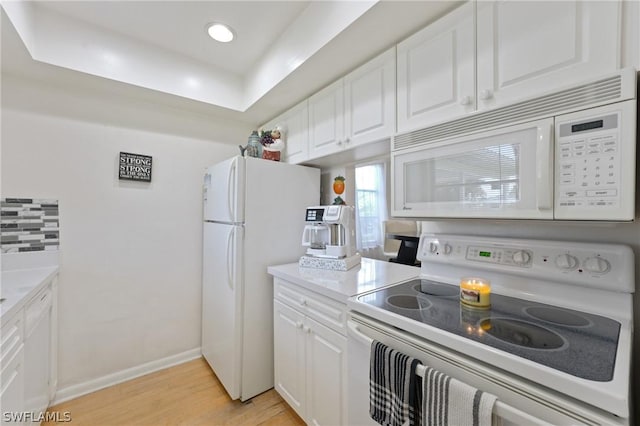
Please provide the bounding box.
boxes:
[355,163,387,250]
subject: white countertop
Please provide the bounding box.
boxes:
[1,267,58,323]
[1,252,59,323]
[267,257,420,303]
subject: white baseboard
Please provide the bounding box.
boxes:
[51,347,202,405]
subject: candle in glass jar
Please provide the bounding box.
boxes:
[460,277,491,308]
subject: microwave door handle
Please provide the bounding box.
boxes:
[536,123,554,210]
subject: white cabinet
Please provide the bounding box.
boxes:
[24,283,54,422]
[397,2,475,132]
[273,300,306,415]
[305,317,346,426]
[309,48,395,159]
[273,279,347,425]
[397,1,621,133]
[1,314,25,426]
[308,79,345,159]
[263,100,309,164]
[476,1,621,110]
[344,48,396,149]
[0,275,57,426]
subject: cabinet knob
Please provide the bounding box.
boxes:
[345,138,351,144]
[296,322,303,329]
[336,140,343,146]
[479,89,493,101]
[460,96,473,106]
[300,299,307,306]
[303,326,311,334]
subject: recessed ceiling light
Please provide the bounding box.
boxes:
[207,23,234,43]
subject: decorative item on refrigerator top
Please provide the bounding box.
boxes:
[261,127,284,162]
[243,131,262,158]
[299,205,361,271]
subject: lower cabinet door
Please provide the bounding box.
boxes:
[1,346,25,426]
[273,300,306,418]
[306,317,347,426]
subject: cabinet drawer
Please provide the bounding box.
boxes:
[274,278,347,336]
[1,312,24,363]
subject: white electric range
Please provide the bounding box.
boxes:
[347,234,634,425]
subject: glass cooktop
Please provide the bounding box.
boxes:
[357,279,620,381]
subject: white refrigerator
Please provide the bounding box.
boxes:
[201,155,320,401]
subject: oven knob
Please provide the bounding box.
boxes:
[584,257,611,274]
[429,242,438,253]
[443,243,452,255]
[512,250,531,265]
[555,254,578,270]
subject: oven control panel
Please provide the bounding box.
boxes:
[417,234,634,292]
[466,246,532,267]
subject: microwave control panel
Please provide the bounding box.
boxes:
[557,113,620,208]
[554,100,635,221]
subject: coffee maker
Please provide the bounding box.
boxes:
[300,205,361,270]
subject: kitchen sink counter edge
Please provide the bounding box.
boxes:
[267,257,420,303]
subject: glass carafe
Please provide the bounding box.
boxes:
[309,225,329,249]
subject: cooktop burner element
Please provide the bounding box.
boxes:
[357,278,620,381]
[480,318,567,350]
[386,294,422,309]
[415,280,459,297]
[524,306,592,327]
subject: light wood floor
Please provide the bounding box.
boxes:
[43,357,305,426]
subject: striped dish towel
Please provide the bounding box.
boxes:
[370,340,421,426]
[421,366,497,426]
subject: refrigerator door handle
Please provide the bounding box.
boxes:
[226,228,234,290]
[203,173,210,203]
[227,159,236,221]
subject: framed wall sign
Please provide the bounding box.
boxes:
[119,152,152,182]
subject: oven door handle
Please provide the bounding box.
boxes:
[347,320,374,346]
[493,403,553,426]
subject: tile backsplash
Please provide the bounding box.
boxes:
[1,198,60,253]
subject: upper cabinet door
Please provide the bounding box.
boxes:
[344,47,396,148]
[282,101,309,164]
[308,80,345,159]
[476,1,621,110]
[264,101,309,165]
[396,2,475,134]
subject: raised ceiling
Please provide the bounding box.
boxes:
[1,1,461,125]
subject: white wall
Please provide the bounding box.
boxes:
[1,75,250,398]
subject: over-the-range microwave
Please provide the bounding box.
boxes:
[392,68,637,221]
